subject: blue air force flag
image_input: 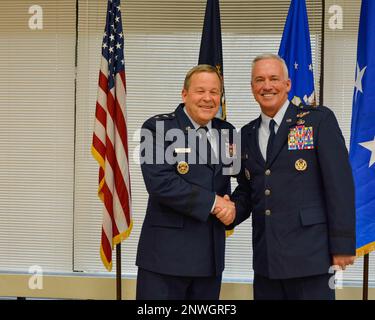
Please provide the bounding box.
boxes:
[278,0,315,106]
[198,0,226,120]
[350,0,375,256]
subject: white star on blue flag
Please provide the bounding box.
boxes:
[349,0,375,255]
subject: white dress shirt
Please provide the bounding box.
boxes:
[258,100,290,161]
[183,107,218,156]
[183,107,218,212]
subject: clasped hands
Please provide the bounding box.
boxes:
[212,195,236,226]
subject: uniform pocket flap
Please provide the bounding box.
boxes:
[300,207,327,226]
[149,211,184,228]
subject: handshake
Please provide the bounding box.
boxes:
[212,195,236,226]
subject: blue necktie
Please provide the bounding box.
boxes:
[266,119,276,162]
[198,126,213,165]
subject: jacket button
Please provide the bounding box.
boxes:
[265,210,271,216]
[265,189,271,196]
[265,169,271,176]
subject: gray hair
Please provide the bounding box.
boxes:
[251,53,289,80]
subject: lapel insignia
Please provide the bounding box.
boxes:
[286,118,292,123]
[288,126,314,150]
[177,161,189,175]
[295,158,307,171]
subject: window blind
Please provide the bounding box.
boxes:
[0,0,76,272]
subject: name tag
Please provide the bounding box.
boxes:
[174,148,191,154]
[288,126,314,150]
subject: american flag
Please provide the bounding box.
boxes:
[91,0,132,272]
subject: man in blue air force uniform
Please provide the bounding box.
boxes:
[230,54,356,300]
[136,64,237,300]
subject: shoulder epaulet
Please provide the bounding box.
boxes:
[153,111,176,120]
[250,117,260,126]
[213,116,232,127]
[215,117,236,130]
[242,119,257,131]
[294,103,322,119]
[214,116,226,124]
[295,102,321,111]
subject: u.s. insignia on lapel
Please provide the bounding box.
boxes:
[295,158,307,171]
[177,161,189,175]
[288,125,314,150]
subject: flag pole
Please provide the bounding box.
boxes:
[92,0,131,300]
[363,253,369,300]
[116,244,122,300]
[319,0,325,105]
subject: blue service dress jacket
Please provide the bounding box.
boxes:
[136,103,236,277]
[231,103,356,279]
